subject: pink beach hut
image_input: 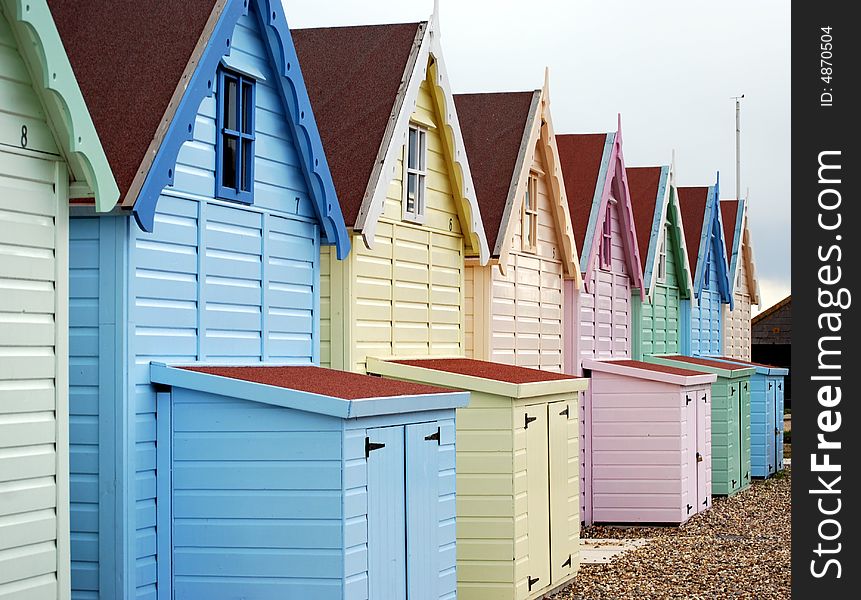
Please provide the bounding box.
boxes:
[557,123,716,524]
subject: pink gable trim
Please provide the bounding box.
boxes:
[582,117,645,296]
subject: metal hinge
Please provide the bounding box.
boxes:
[562,555,572,568]
[560,406,569,417]
[732,479,737,488]
[703,497,709,506]
[686,395,692,405]
[528,576,540,591]
[524,413,537,429]
[687,504,693,514]
[768,382,773,390]
[745,472,750,480]
[702,393,708,403]
[365,437,385,458]
[696,452,703,463]
[744,382,748,391]
[778,383,782,390]
[425,427,441,444]
[731,386,736,394]
[769,464,773,472]
[775,427,780,435]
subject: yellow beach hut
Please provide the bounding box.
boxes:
[293,6,488,374]
[455,72,581,372]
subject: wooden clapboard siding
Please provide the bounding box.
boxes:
[723,249,752,360]
[634,226,681,359]
[690,236,723,357]
[486,147,564,372]
[335,67,466,374]
[577,200,631,366]
[0,9,68,598]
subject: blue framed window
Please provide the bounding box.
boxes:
[216,67,255,203]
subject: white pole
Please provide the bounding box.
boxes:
[734,94,744,201]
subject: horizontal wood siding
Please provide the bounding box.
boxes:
[636,227,681,359]
[690,238,722,357]
[723,250,752,360]
[170,389,343,599]
[347,72,465,373]
[0,19,66,594]
[489,149,564,372]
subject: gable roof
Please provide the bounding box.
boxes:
[556,121,644,293]
[49,0,350,257]
[453,76,580,281]
[678,181,732,306]
[721,198,761,304]
[292,9,489,262]
[751,295,790,326]
[5,0,118,210]
[293,22,423,227]
[628,166,665,274]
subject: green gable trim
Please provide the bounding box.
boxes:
[3,0,118,211]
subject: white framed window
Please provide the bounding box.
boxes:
[599,205,612,269]
[403,124,427,223]
[656,224,669,283]
[522,175,538,253]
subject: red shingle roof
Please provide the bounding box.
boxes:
[626,167,664,272]
[720,200,740,257]
[662,355,752,372]
[48,0,218,204]
[454,91,536,254]
[677,187,710,274]
[556,134,609,252]
[182,365,453,399]
[713,356,782,370]
[393,358,581,384]
[293,23,423,227]
[609,359,710,378]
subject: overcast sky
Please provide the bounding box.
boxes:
[286,0,791,313]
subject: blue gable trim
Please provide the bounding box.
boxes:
[694,175,733,308]
[579,132,615,273]
[727,197,746,290]
[642,165,670,290]
[132,0,350,259]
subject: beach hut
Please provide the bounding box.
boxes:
[627,164,694,360]
[56,1,350,597]
[366,357,588,600]
[453,72,580,372]
[0,1,117,596]
[581,359,716,524]
[293,6,489,374]
[556,122,645,374]
[720,199,761,360]
[752,295,792,401]
[645,355,755,496]
[714,357,787,477]
[677,179,733,357]
[147,363,468,599]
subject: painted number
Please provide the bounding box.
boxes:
[449,218,453,232]
[20,125,28,148]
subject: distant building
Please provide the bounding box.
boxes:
[752,295,791,402]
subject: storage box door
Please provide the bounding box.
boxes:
[579,388,592,525]
[696,388,711,512]
[741,379,751,485]
[765,377,777,476]
[405,422,443,598]
[776,378,785,471]
[367,425,407,599]
[727,382,741,492]
[682,391,697,520]
[548,399,576,585]
[517,405,550,597]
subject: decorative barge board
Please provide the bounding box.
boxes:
[54,2,350,598]
[454,74,580,372]
[627,164,694,360]
[147,364,467,600]
[0,2,117,598]
[293,8,489,374]
[644,355,755,497]
[677,182,733,357]
[713,357,787,477]
[365,357,588,600]
[555,123,645,376]
[580,359,716,524]
[720,199,761,360]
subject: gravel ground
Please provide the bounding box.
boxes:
[552,468,791,600]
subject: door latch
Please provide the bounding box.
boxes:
[424,427,441,444]
[696,452,703,463]
[365,437,385,457]
[528,576,540,591]
[524,413,537,429]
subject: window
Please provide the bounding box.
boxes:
[704,239,712,287]
[216,67,255,203]
[599,206,612,269]
[403,124,427,222]
[656,225,669,282]
[522,175,538,253]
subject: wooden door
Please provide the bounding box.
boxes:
[776,378,785,471]
[765,378,777,476]
[696,387,711,512]
[517,405,550,598]
[579,388,592,525]
[367,425,407,599]
[548,399,576,585]
[405,422,442,598]
[740,379,751,486]
[683,390,697,519]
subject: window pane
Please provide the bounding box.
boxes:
[418,174,425,215]
[224,76,238,131]
[408,128,418,170]
[241,139,253,192]
[222,135,237,189]
[242,81,254,133]
[418,130,426,171]
[407,173,417,213]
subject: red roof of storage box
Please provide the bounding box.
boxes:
[393,358,582,384]
[608,359,707,378]
[182,365,453,399]
[663,355,752,372]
